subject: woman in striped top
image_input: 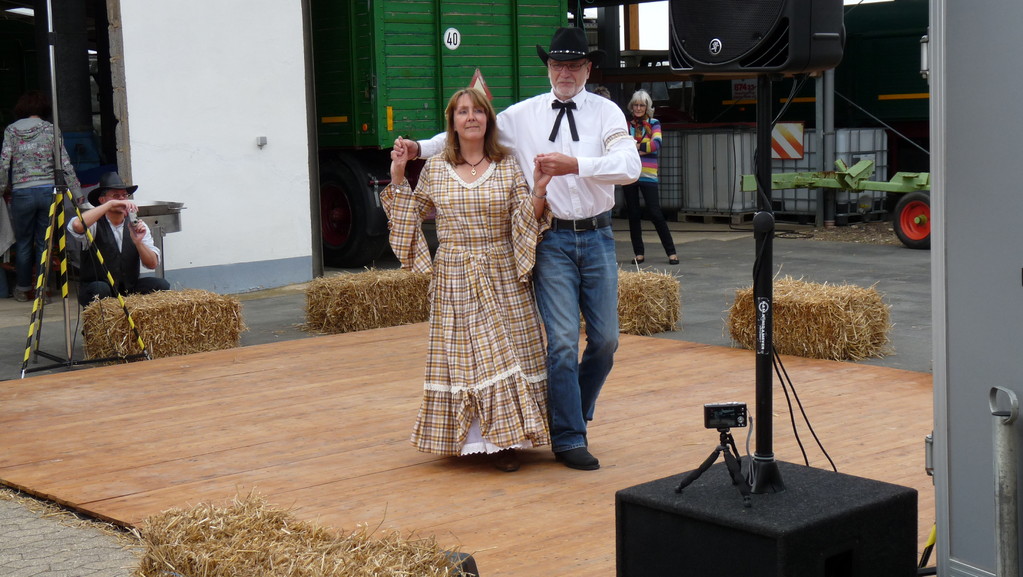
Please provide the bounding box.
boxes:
[623,89,678,265]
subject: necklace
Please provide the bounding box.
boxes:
[465,156,487,176]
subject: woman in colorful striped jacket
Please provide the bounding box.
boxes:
[624,89,678,265]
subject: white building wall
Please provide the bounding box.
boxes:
[119,0,313,293]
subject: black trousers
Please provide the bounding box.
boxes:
[77,276,171,308]
[623,181,676,257]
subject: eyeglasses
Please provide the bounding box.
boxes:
[549,61,587,72]
[104,192,132,200]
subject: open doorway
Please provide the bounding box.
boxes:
[0,0,125,185]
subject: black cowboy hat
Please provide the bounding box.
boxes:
[536,27,605,68]
[88,172,139,207]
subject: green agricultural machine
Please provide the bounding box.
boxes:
[742,159,932,249]
[311,0,567,266]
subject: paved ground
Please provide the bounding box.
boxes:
[0,219,933,576]
[0,497,138,577]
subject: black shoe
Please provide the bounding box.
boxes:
[555,447,600,470]
[491,449,520,472]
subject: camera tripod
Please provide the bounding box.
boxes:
[675,428,752,507]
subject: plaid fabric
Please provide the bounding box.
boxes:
[381,157,550,455]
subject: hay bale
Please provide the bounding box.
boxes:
[83,289,245,360]
[305,269,431,334]
[306,268,678,336]
[617,270,681,335]
[726,276,892,361]
[135,492,466,577]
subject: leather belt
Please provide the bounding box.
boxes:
[550,212,612,231]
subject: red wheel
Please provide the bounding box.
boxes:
[319,155,389,267]
[320,177,353,250]
[893,191,930,250]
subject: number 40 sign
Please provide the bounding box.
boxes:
[444,28,461,51]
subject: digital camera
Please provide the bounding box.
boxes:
[704,402,748,429]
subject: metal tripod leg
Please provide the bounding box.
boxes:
[675,445,725,494]
[675,430,752,507]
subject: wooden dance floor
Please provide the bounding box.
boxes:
[0,324,933,576]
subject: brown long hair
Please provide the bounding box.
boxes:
[441,89,508,166]
[14,90,52,120]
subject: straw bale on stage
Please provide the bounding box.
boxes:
[305,269,431,334]
[82,289,245,360]
[135,492,462,577]
[617,269,681,335]
[726,276,892,361]
[305,268,681,337]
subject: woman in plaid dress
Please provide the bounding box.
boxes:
[382,89,552,472]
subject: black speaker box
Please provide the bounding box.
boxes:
[616,460,917,577]
[669,0,845,77]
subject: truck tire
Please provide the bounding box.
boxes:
[893,191,931,250]
[319,154,390,268]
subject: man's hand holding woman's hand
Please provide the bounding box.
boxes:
[533,162,552,197]
[534,152,578,177]
[391,137,416,184]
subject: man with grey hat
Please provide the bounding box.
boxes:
[67,171,170,307]
[405,27,640,471]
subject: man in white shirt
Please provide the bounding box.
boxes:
[413,27,641,470]
[68,172,170,307]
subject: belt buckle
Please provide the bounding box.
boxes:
[575,217,596,231]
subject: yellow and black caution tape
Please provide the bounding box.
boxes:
[20,188,150,378]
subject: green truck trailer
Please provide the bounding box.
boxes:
[311,0,567,266]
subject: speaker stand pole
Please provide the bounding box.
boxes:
[751,74,784,494]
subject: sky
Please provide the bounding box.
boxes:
[630,0,893,50]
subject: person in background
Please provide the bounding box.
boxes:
[624,89,677,266]
[383,88,551,473]
[67,171,169,307]
[0,90,83,302]
[592,85,612,99]
[408,26,641,470]
[0,195,13,298]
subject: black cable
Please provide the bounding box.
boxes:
[772,74,810,125]
[842,0,870,18]
[834,90,930,157]
[754,75,809,220]
[744,412,756,487]
[729,75,810,235]
[774,351,810,465]
[706,96,746,125]
[772,345,838,472]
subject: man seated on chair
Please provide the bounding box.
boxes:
[67,171,170,307]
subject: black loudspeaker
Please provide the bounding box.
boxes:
[669,0,845,77]
[616,461,917,577]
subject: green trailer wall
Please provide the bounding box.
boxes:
[836,0,929,125]
[311,0,567,150]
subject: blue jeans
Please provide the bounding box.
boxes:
[533,217,619,452]
[11,186,55,291]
